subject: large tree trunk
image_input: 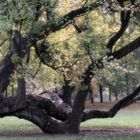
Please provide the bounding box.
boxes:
[64,63,95,134]
[65,89,88,134]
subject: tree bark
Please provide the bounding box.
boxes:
[15,78,26,108]
[0,51,15,98]
[65,89,88,134]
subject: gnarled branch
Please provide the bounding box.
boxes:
[82,86,140,121]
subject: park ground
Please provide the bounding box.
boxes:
[0,102,140,140]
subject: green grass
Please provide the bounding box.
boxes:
[0,117,38,132]
[81,110,140,129]
[0,110,140,139]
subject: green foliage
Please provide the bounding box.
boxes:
[0,0,140,97]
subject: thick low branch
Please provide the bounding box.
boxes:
[82,86,140,121]
[26,94,71,121]
[0,94,71,133]
[0,93,70,120]
[14,107,64,133]
[0,85,139,134]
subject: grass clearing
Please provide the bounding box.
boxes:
[0,117,38,132]
[81,110,140,129]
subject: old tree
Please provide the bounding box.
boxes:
[0,0,140,134]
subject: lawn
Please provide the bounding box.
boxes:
[81,110,140,129]
[0,109,140,139]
